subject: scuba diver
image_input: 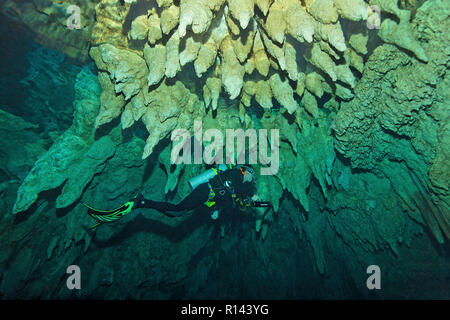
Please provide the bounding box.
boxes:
[84,164,273,229]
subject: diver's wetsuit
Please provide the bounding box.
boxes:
[135,168,255,217]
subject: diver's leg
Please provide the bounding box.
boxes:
[136,183,210,217]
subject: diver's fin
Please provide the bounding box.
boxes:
[87,202,134,221]
[83,199,137,228]
[82,193,140,228]
[81,193,139,215]
[88,221,102,230]
[82,201,128,214]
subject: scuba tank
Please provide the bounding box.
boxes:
[188,164,229,190]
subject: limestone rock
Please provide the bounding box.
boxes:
[148,13,163,44]
[161,4,180,35]
[195,42,218,78]
[334,0,448,242]
[1,0,96,63]
[265,1,285,44]
[316,21,347,52]
[13,68,103,214]
[225,6,241,36]
[220,36,245,99]
[90,44,148,100]
[308,0,338,24]
[348,48,365,73]
[179,0,214,38]
[144,43,166,86]
[284,40,298,81]
[252,31,270,77]
[95,72,126,128]
[165,32,181,78]
[269,73,297,114]
[255,0,273,16]
[308,44,338,82]
[130,15,149,40]
[261,31,286,71]
[379,13,429,62]
[349,32,369,55]
[92,0,130,48]
[296,73,306,97]
[255,80,273,110]
[334,0,369,21]
[302,90,319,118]
[227,0,254,29]
[179,37,201,66]
[284,0,315,43]
[233,25,255,63]
[121,91,148,129]
[204,77,222,110]
[305,72,324,99]
[193,11,228,77]
[156,0,173,8]
[140,80,206,159]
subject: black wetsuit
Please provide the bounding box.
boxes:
[135,168,255,217]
